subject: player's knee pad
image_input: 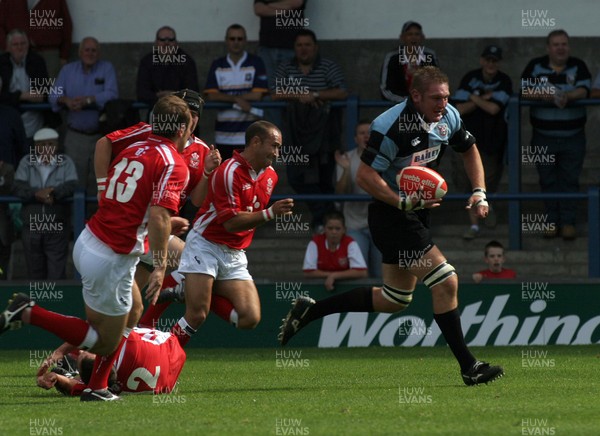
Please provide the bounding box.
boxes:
[422,261,456,289]
[382,284,414,310]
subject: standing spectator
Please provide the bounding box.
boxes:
[253,0,307,89]
[334,120,382,277]
[0,0,72,77]
[0,77,27,279]
[272,29,348,230]
[204,24,268,160]
[49,37,118,196]
[472,240,516,283]
[12,127,77,279]
[521,29,591,240]
[0,29,51,145]
[380,21,438,103]
[452,45,512,240]
[303,211,367,291]
[137,26,199,107]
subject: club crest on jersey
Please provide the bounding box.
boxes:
[437,123,448,137]
[411,137,421,147]
[266,177,274,195]
[135,146,150,156]
[411,145,440,165]
[189,152,200,169]
[338,257,349,268]
[566,74,575,86]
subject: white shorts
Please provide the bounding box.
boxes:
[139,234,176,266]
[179,230,252,281]
[73,227,139,316]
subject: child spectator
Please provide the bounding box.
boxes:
[472,240,516,283]
[303,211,367,291]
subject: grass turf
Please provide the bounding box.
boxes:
[0,345,598,435]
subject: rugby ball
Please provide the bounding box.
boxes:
[396,166,448,200]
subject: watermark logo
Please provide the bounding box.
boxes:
[398,386,432,404]
[521,145,556,166]
[521,418,556,434]
[521,77,556,98]
[520,214,556,234]
[521,282,555,302]
[398,249,432,270]
[29,349,53,368]
[275,282,310,301]
[29,418,63,435]
[152,45,187,65]
[398,45,433,65]
[275,9,309,28]
[275,418,310,435]
[521,349,555,368]
[274,77,310,98]
[152,317,178,332]
[275,213,310,234]
[275,145,310,166]
[28,147,66,166]
[275,350,310,368]
[398,114,423,133]
[29,281,63,302]
[152,383,187,404]
[29,214,64,234]
[150,249,182,270]
[398,317,432,337]
[152,182,186,202]
[521,10,556,29]
[29,9,63,29]
[151,113,186,135]
[29,78,63,96]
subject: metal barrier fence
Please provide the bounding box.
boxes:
[5,97,600,277]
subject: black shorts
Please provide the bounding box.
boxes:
[368,200,434,265]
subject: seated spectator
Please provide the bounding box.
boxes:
[451,45,512,240]
[334,119,382,278]
[137,26,199,107]
[303,211,367,292]
[49,36,118,196]
[12,127,77,279]
[272,29,348,230]
[0,29,48,145]
[472,240,516,283]
[204,24,268,160]
[0,0,72,77]
[380,21,438,103]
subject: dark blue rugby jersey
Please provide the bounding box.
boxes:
[521,55,591,136]
[361,99,475,192]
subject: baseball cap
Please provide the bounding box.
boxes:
[481,45,503,60]
[172,89,204,115]
[401,21,423,34]
[33,128,59,142]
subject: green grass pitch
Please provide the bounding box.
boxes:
[0,345,598,435]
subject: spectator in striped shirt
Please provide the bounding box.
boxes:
[272,29,348,231]
[520,29,591,240]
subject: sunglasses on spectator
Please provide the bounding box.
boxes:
[157,37,176,42]
[228,37,245,41]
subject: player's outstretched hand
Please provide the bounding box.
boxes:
[271,198,294,216]
[37,372,58,390]
[205,144,222,173]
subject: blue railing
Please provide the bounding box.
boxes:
[7,97,600,277]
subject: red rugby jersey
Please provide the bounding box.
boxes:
[87,135,189,255]
[107,122,209,202]
[192,151,277,250]
[303,234,367,272]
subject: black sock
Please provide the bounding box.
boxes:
[433,308,476,372]
[305,287,374,323]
